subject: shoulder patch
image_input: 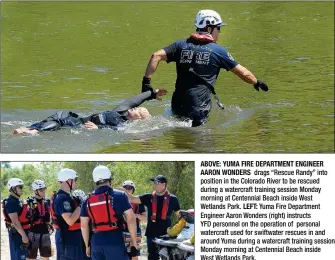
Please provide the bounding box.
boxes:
[227,52,235,61]
[63,201,71,211]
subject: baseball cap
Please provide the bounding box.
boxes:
[149,175,168,184]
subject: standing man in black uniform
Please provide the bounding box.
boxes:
[123,175,181,260]
[2,178,33,260]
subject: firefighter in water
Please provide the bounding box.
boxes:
[26,180,52,260]
[50,168,87,260]
[2,178,33,260]
[80,165,139,260]
[122,180,147,260]
[124,175,181,260]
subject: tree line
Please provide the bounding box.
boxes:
[1,161,195,210]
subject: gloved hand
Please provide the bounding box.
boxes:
[130,246,139,257]
[48,223,55,235]
[72,196,82,207]
[72,189,87,207]
[142,76,157,99]
[253,80,268,92]
[142,76,153,93]
[20,241,30,255]
[179,210,194,224]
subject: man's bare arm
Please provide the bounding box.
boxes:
[80,216,90,248]
[116,188,142,204]
[144,49,168,78]
[123,208,138,248]
[61,206,81,226]
[231,64,257,85]
[8,213,29,243]
[136,211,147,222]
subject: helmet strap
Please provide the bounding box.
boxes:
[66,180,73,193]
[10,187,21,198]
[35,190,42,198]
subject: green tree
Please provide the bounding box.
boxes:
[36,162,64,197]
[1,162,11,169]
[1,165,39,199]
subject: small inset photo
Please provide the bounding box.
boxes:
[1,161,195,260]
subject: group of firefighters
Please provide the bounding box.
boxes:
[2,165,194,260]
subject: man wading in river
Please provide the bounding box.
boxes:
[141,9,269,127]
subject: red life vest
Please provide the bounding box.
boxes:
[87,189,120,232]
[50,191,81,231]
[189,33,215,43]
[2,198,32,230]
[131,203,140,221]
[151,190,170,222]
[27,197,50,225]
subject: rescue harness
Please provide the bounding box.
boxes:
[151,190,170,222]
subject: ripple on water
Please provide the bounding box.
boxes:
[295,57,311,61]
[84,92,107,95]
[35,72,52,77]
[8,86,27,88]
[5,96,28,99]
[91,67,108,73]
[64,77,83,80]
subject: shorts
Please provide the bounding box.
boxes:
[27,231,52,258]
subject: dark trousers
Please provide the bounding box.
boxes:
[146,236,159,260]
[8,232,27,260]
[91,244,128,260]
[29,111,82,131]
[56,242,90,260]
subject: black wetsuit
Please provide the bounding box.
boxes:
[28,91,155,132]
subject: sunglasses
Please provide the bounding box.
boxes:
[17,185,24,190]
[123,186,134,190]
[38,187,47,192]
[74,177,78,182]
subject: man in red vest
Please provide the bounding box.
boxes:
[26,180,52,260]
[2,178,33,260]
[122,180,147,260]
[125,175,181,260]
[80,165,139,260]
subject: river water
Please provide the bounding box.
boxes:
[1,2,334,153]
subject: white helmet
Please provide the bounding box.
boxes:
[122,180,136,189]
[32,180,46,191]
[194,9,225,29]
[93,165,112,183]
[58,168,78,182]
[7,178,24,191]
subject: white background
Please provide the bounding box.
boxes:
[195,154,335,260]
